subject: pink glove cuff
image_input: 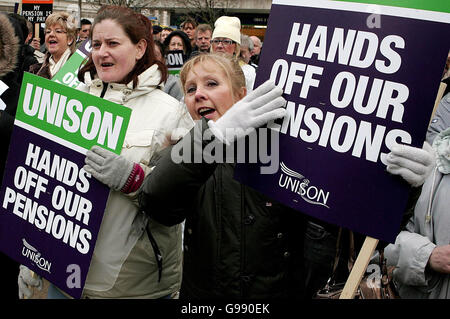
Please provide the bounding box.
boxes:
[120,163,145,194]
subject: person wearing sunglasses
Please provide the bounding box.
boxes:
[29,12,77,79]
[210,16,256,93]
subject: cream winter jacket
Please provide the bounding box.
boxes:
[77,65,194,298]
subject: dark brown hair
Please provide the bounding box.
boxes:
[78,5,167,88]
[180,17,197,29]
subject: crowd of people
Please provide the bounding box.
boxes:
[0,5,449,300]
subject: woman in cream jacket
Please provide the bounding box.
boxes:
[19,5,193,299]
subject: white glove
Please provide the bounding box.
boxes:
[207,80,286,145]
[18,265,42,299]
[386,142,435,187]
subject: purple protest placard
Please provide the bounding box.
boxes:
[0,73,131,298]
[234,0,450,243]
[0,126,108,298]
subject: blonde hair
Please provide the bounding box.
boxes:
[232,43,241,61]
[45,12,77,53]
[180,53,246,102]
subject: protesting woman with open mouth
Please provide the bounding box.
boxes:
[83,52,309,298]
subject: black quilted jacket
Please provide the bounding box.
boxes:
[139,119,306,299]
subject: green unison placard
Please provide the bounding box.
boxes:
[16,72,131,155]
[51,51,87,88]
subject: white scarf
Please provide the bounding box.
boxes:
[432,126,450,174]
[49,48,71,78]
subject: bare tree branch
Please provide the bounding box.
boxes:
[177,0,239,27]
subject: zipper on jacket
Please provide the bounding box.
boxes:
[425,167,439,224]
[100,81,108,98]
[240,184,246,298]
[214,165,223,294]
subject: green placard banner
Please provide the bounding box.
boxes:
[333,0,450,13]
[16,72,131,155]
[51,52,86,88]
[52,39,92,88]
